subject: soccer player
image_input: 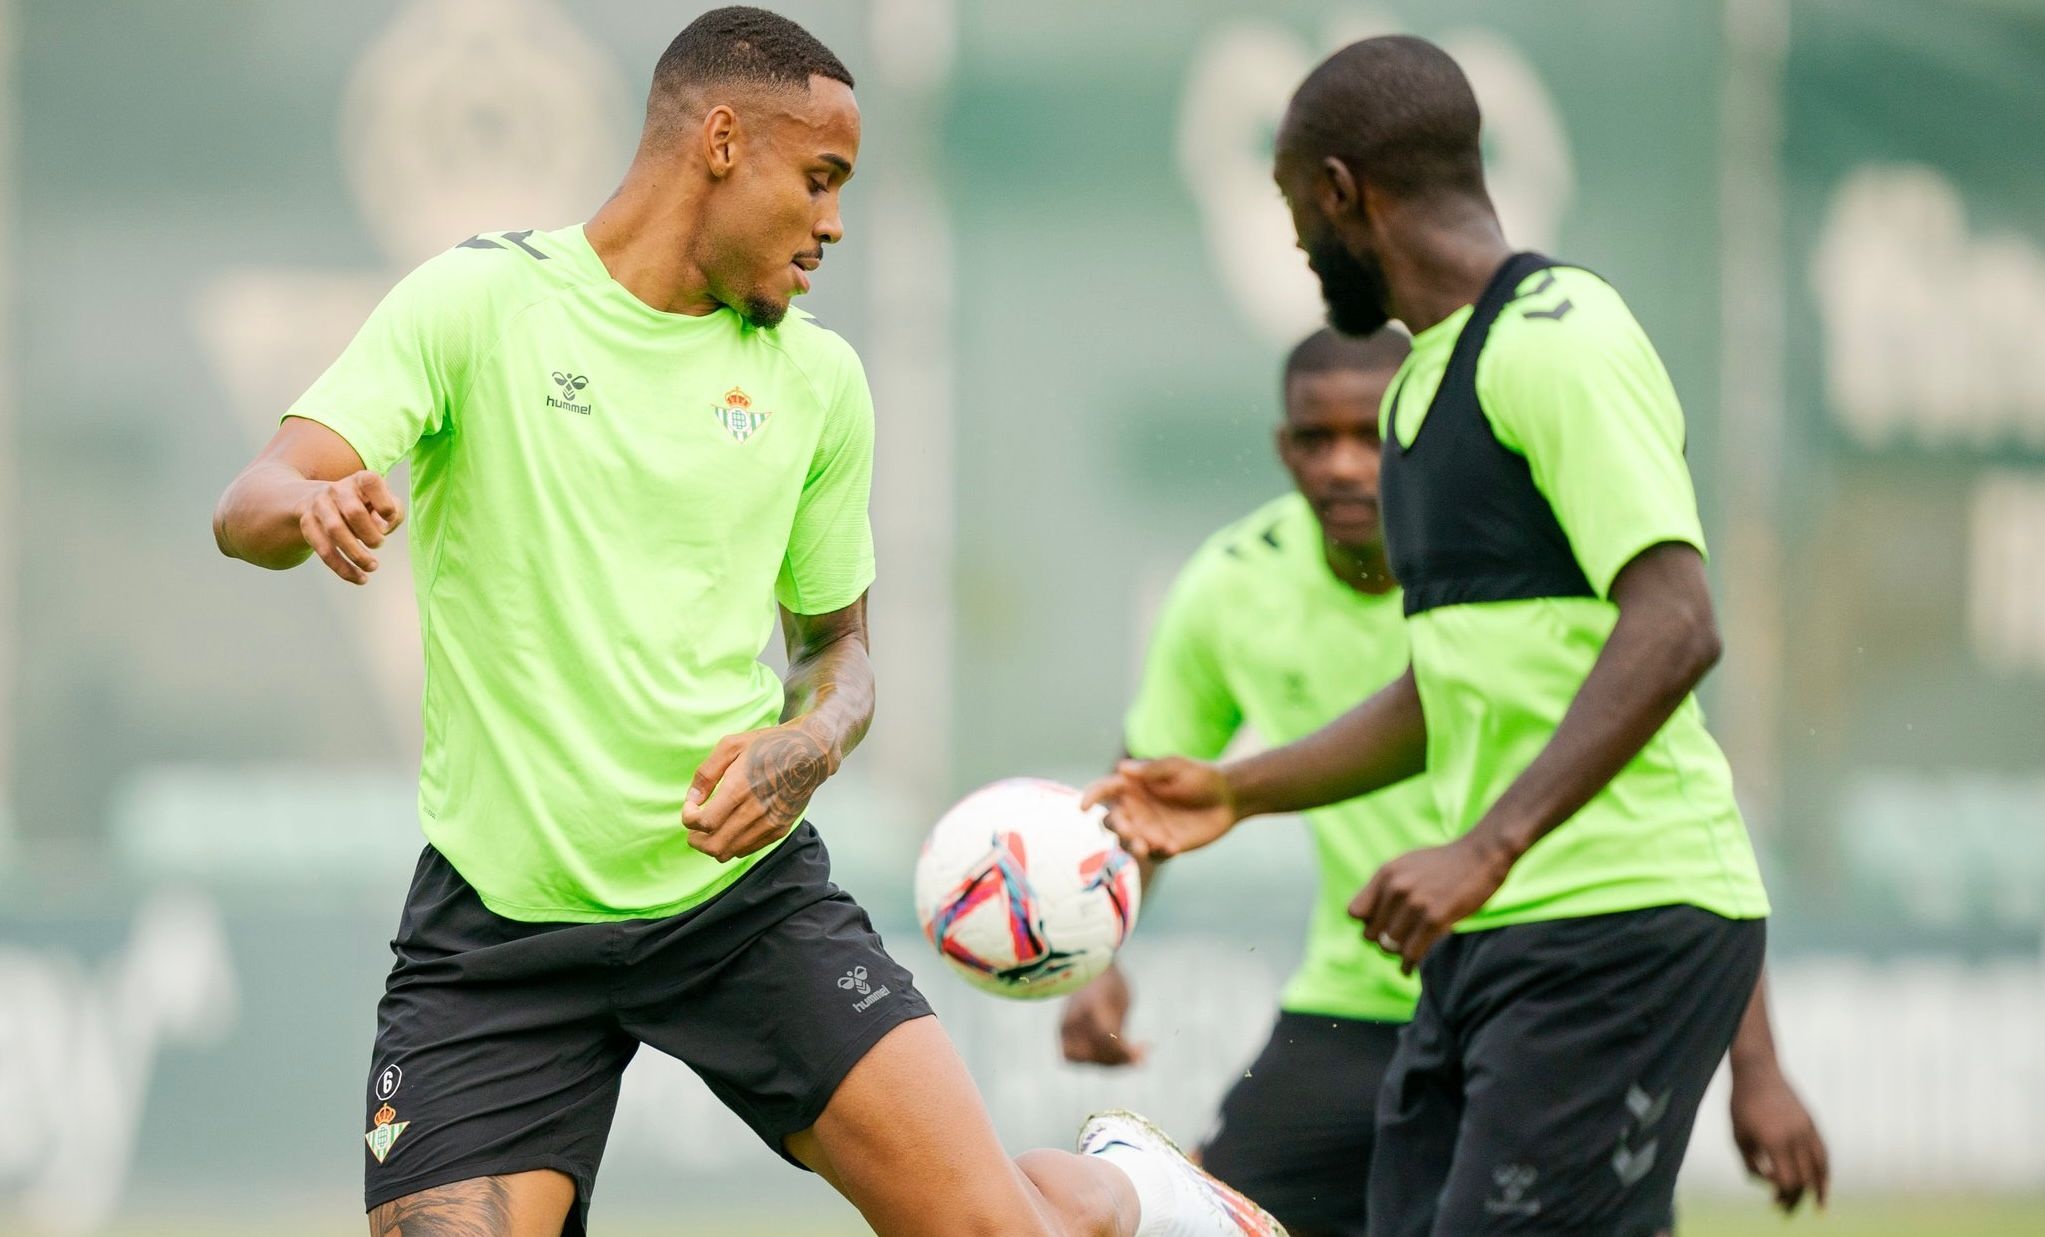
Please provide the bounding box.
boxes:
[213,9,1284,1237]
[1087,37,1823,1236]
[1065,329,1829,1235]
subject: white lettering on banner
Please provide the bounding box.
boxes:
[1969,472,2045,676]
[1812,164,2045,449]
[1176,12,1576,345]
[0,894,238,1233]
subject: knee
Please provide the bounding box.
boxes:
[1016,1149,1126,1237]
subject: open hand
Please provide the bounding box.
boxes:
[1350,835,1513,974]
[1081,757,1238,860]
[682,721,835,862]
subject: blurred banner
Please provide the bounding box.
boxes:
[2,0,2042,1229]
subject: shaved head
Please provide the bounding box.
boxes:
[1277,35,1485,203]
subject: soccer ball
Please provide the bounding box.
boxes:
[914,777,1142,1000]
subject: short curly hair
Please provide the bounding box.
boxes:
[652,6,854,106]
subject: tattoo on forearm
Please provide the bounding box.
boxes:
[368,1176,512,1236]
[748,728,832,826]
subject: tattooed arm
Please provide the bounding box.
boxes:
[682,594,873,862]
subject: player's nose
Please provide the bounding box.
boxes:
[816,206,844,246]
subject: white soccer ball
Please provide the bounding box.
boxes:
[914,777,1142,1000]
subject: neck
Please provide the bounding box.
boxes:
[582,158,724,316]
[1376,197,1513,335]
[1325,535,1396,595]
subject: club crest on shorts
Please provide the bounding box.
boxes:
[713,386,771,443]
[365,1103,410,1164]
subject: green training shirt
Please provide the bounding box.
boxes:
[288,224,876,922]
[1383,266,1769,930]
[1124,494,1443,1022]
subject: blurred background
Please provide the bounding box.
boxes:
[1,0,2041,1233]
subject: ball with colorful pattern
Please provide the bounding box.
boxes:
[914,777,1142,1000]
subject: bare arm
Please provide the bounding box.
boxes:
[1459,541,1721,865]
[683,595,874,861]
[213,417,404,583]
[777,595,876,764]
[1227,667,1427,819]
[1354,541,1725,971]
[1087,671,1425,861]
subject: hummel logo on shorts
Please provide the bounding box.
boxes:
[839,965,891,1012]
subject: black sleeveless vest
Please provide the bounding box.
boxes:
[1380,252,1597,617]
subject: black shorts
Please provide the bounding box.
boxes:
[1369,904,1764,1237]
[361,823,932,1234]
[1200,1011,1404,1237]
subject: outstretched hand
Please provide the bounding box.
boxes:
[682,720,835,862]
[1081,757,1238,860]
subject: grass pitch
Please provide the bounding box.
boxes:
[85,1197,2045,1235]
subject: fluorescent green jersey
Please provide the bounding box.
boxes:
[288,224,876,922]
[1124,494,1443,1022]
[1383,266,1769,930]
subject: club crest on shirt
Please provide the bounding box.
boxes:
[713,386,771,443]
[365,1103,410,1164]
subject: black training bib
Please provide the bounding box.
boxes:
[1379,252,1597,617]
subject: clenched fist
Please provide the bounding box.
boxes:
[298,470,404,584]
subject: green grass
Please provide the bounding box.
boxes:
[1681,1199,2045,1237]
[86,1198,2045,1236]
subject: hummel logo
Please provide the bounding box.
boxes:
[1611,1084,1672,1188]
[1484,1163,1540,1217]
[548,371,592,414]
[838,965,891,1012]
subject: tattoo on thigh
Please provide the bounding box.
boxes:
[368,1176,513,1236]
[748,727,831,826]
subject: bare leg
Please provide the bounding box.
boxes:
[785,1016,1140,1237]
[366,1169,575,1237]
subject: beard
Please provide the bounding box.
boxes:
[1307,234,1392,337]
[740,291,790,329]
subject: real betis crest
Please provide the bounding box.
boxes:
[714,386,771,443]
[366,1104,410,1164]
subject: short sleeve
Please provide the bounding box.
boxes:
[1479,272,1708,597]
[284,253,480,473]
[775,344,877,614]
[1122,557,1243,761]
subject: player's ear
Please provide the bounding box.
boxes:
[702,104,739,179]
[1317,155,1360,218]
